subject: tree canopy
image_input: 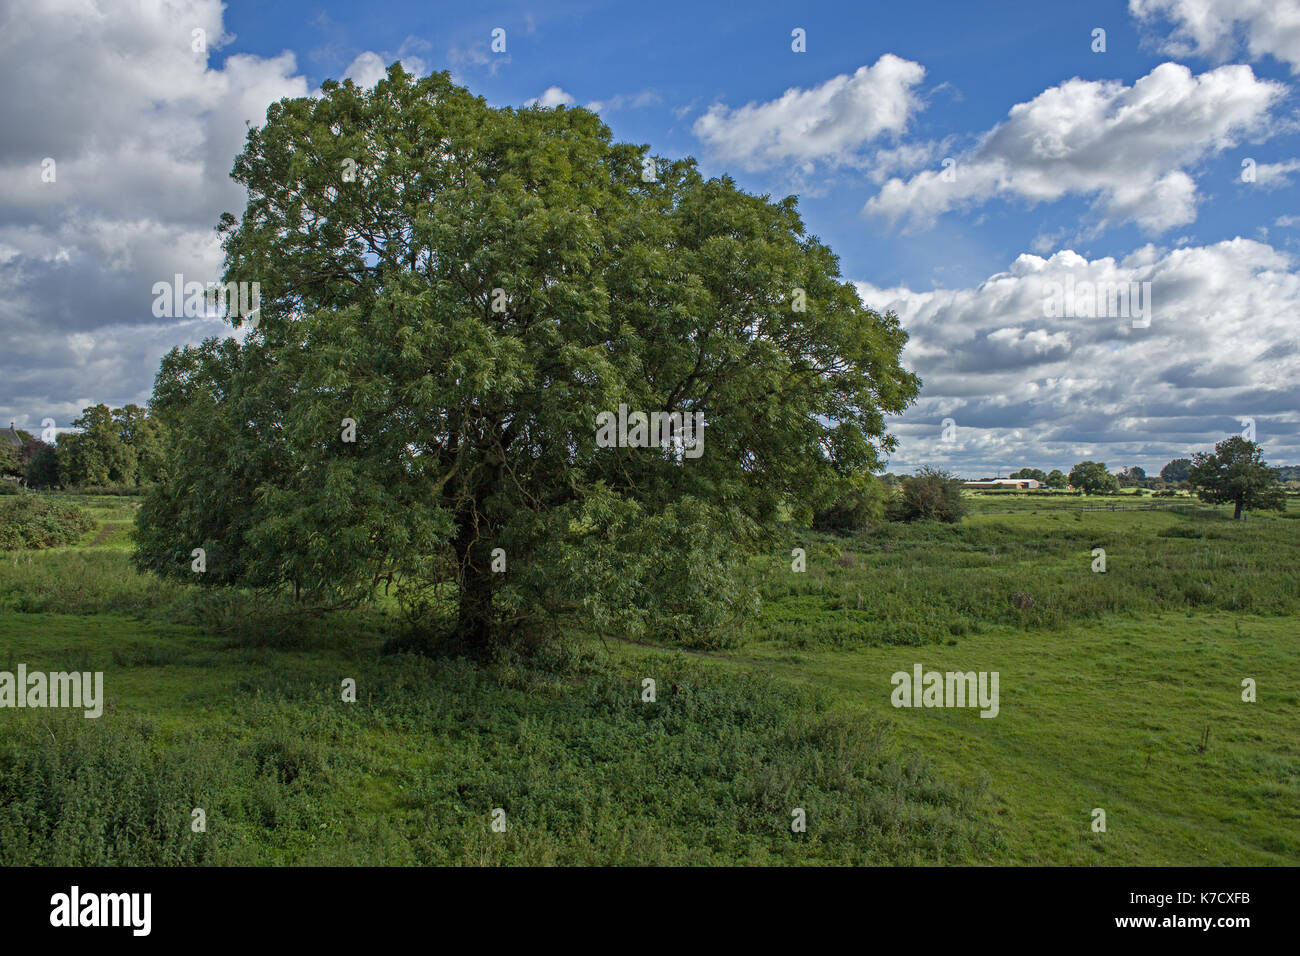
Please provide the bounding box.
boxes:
[58,405,135,487]
[50,403,166,488]
[133,66,920,654]
[1068,461,1119,495]
[1117,465,1146,485]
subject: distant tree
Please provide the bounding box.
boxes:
[1159,458,1191,483]
[1187,437,1285,520]
[23,442,61,489]
[1068,461,1120,495]
[891,467,968,523]
[1010,468,1047,482]
[1045,469,1068,489]
[58,404,136,486]
[114,404,167,484]
[1117,465,1146,487]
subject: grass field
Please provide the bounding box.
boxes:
[1,492,1296,865]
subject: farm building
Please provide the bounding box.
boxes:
[963,478,1042,490]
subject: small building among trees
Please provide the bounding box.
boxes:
[963,478,1041,490]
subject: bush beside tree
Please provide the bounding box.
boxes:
[890,467,968,523]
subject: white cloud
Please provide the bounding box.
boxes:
[855,238,1300,473]
[1131,0,1300,74]
[342,50,428,88]
[863,63,1286,235]
[0,0,405,427]
[1252,158,1300,188]
[692,54,926,171]
[525,86,575,108]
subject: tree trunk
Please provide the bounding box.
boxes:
[1234,497,1243,520]
[456,557,494,656]
[451,453,502,657]
[453,521,495,657]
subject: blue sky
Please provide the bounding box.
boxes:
[2,0,1298,476]
[210,0,1300,289]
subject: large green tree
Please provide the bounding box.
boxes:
[133,66,920,653]
[1187,436,1285,519]
[1159,457,1191,483]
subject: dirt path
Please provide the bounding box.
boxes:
[88,522,127,547]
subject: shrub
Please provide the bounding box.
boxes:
[890,468,968,523]
[0,495,96,550]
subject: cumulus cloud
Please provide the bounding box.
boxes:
[1131,0,1300,74]
[525,86,575,108]
[0,0,399,429]
[863,63,1286,235]
[855,239,1300,474]
[692,54,926,171]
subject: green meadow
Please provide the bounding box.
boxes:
[0,492,1296,865]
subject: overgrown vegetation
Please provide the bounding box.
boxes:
[0,578,996,864]
[767,496,1300,648]
[2,493,1295,865]
[0,495,95,550]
